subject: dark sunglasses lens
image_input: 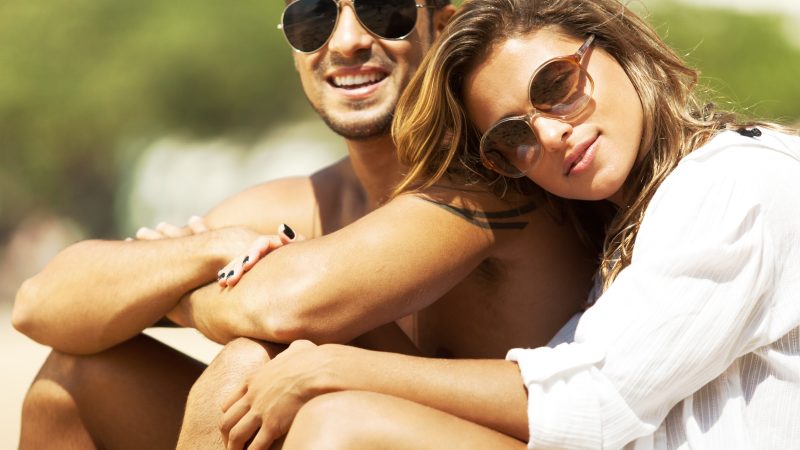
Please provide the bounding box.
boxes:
[482,120,539,177]
[355,0,418,39]
[531,60,592,116]
[282,0,338,52]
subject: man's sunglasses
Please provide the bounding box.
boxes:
[479,35,596,178]
[279,0,436,53]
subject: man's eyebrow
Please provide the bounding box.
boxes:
[418,197,535,230]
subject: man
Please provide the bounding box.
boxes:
[12,1,598,448]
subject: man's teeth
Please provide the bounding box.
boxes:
[332,72,385,87]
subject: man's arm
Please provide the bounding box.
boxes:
[12,176,318,354]
[175,192,511,345]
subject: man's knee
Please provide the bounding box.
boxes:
[24,350,87,412]
[190,338,280,397]
[179,338,282,449]
[208,337,280,374]
[20,351,95,447]
[186,339,280,409]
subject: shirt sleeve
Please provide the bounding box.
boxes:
[507,143,796,449]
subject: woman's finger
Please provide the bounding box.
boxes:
[278,223,305,244]
[242,247,260,272]
[226,413,262,450]
[246,424,276,450]
[221,383,248,413]
[224,256,247,287]
[220,397,251,440]
[218,261,237,287]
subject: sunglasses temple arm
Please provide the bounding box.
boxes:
[576,34,595,60]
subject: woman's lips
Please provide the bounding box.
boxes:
[565,136,599,176]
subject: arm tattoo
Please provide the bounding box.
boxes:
[419,197,535,230]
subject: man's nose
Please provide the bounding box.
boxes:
[531,116,572,153]
[327,4,375,58]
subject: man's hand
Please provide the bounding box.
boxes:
[216,224,303,288]
[134,215,210,240]
[219,340,334,450]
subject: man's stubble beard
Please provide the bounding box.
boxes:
[307,51,400,141]
[313,95,395,141]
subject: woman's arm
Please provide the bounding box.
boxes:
[220,341,529,450]
[509,141,800,449]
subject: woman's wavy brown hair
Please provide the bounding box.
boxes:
[391,0,783,290]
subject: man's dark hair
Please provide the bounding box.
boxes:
[427,0,452,36]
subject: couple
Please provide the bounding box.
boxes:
[15,0,800,449]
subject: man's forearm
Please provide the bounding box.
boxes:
[176,251,382,346]
[13,234,228,354]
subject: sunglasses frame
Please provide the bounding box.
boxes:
[479,34,596,178]
[278,0,437,54]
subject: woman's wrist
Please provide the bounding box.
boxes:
[306,344,364,399]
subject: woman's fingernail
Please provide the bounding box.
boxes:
[243,256,250,265]
[226,270,235,279]
[218,272,226,280]
[280,223,296,240]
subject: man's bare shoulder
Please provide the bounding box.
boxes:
[203,176,314,234]
[203,157,360,237]
[408,179,538,232]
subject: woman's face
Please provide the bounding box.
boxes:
[464,28,644,205]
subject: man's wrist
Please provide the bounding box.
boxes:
[197,228,233,269]
[165,298,193,328]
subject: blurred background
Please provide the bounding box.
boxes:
[2,0,799,446]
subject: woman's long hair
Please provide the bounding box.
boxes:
[392,0,764,289]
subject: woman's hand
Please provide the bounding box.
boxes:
[220,339,335,450]
[217,224,302,288]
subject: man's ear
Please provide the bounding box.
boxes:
[292,53,300,73]
[432,4,457,37]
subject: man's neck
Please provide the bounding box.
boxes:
[345,133,404,211]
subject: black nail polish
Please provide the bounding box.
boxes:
[226,270,235,279]
[218,272,226,280]
[281,223,296,240]
[243,256,250,265]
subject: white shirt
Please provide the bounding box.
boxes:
[507,130,800,449]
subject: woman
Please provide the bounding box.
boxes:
[219,0,800,448]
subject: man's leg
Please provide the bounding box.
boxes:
[19,334,205,450]
[177,338,284,450]
[177,323,416,449]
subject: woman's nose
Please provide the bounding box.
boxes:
[531,115,572,153]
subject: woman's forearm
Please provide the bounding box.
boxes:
[319,345,529,441]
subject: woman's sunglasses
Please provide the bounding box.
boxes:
[279,0,435,53]
[479,35,596,178]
